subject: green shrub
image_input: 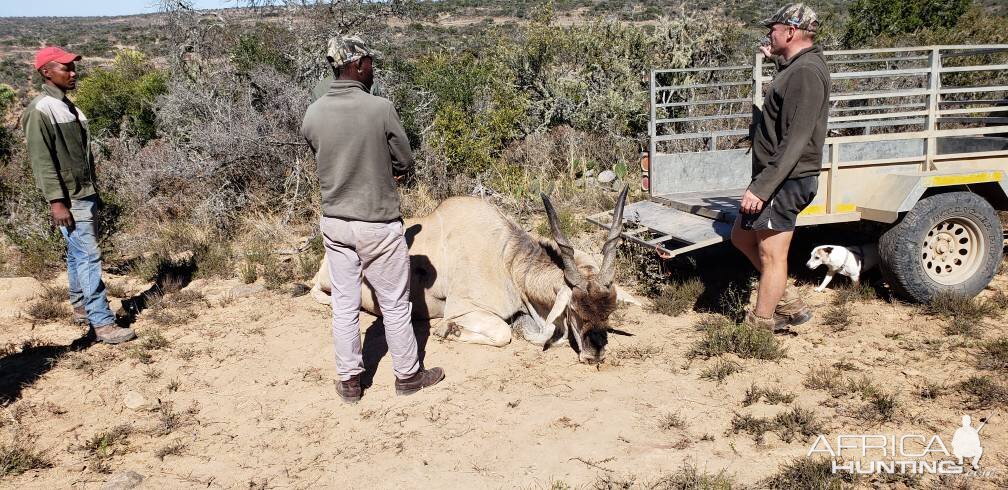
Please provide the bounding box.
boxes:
[690,318,787,361]
[0,83,15,162]
[74,49,167,142]
[843,0,973,47]
[231,24,295,75]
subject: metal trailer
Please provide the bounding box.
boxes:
[589,45,1008,302]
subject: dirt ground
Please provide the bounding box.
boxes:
[2,247,1008,489]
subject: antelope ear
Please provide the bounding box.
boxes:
[542,322,568,351]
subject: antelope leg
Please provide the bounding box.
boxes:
[445,311,512,347]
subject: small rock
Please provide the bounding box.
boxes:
[123,391,146,410]
[230,283,265,298]
[597,170,616,184]
[103,470,143,490]
[290,283,310,298]
[901,368,921,377]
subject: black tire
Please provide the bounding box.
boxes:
[878,191,1002,303]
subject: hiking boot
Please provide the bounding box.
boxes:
[73,305,88,325]
[93,323,136,345]
[776,286,812,326]
[336,375,362,404]
[743,310,791,334]
[395,367,445,396]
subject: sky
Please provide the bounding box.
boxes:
[0,0,229,17]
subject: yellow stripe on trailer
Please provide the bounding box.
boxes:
[799,203,858,216]
[928,171,1005,187]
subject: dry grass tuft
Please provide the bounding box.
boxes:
[833,282,876,304]
[700,358,742,384]
[821,303,853,332]
[38,285,69,303]
[731,407,822,444]
[978,337,1008,371]
[593,462,735,489]
[80,424,132,474]
[657,411,687,432]
[918,380,945,400]
[863,390,900,422]
[155,439,187,461]
[742,384,796,406]
[648,278,704,317]
[1,436,51,477]
[25,299,70,321]
[760,457,853,489]
[105,281,132,298]
[923,291,1000,338]
[689,319,786,361]
[959,375,1008,408]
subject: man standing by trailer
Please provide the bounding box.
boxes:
[301,36,444,403]
[22,46,136,345]
[731,4,831,333]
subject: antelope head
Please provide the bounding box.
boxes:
[541,185,628,364]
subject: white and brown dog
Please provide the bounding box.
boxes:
[806,244,880,292]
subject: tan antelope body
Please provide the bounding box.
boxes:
[312,189,629,363]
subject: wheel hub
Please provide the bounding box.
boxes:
[921,218,985,285]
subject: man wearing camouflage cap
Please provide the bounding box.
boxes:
[301,35,444,403]
[731,3,830,334]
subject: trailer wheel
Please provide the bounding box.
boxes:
[878,192,1002,303]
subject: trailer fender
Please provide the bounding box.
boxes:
[858,170,1007,223]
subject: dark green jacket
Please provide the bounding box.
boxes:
[20,84,97,203]
[301,80,413,222]
[749,45,831,201]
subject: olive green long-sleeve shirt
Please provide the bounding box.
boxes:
[20,84,98,203]
[301,79,413,222]
[749,45,831,201]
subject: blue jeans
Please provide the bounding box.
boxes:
[60,196,115,328]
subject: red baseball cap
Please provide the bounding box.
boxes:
[34,46,81,70]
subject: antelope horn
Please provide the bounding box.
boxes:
[599,185,629,285]
[541,193,585,289]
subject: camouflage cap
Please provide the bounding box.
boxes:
[326,35,381,66]
[761,3,819,32]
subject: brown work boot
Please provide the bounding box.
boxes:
[395,367,445,396]
[93,323,137,345]
[336,375,362,404]
[73,305,88,325]
[776,286,812,326]
[743,310,791,334]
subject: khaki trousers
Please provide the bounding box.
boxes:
[320,217,418,381]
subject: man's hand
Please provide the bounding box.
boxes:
[740,190,764,215]
[50,200,74,228]
[758,45,772,58]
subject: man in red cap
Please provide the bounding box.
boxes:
[20,47,136,344]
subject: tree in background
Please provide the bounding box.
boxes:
[842,0,973,47]
[74,50,167,143]
[0,84,15,162]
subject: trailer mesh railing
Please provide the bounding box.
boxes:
[650,45,1008,156]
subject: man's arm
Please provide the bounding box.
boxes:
[747,67,825,201]
[385,104,414,176]
[22,108,73,227]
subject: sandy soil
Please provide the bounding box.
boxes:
[1,259,1007,489]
